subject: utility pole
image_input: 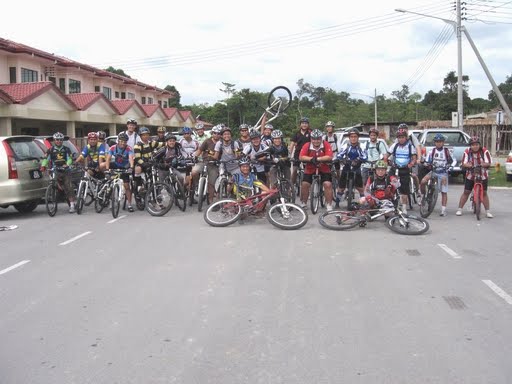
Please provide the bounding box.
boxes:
[456,0,464,130]
[374,88,378,130]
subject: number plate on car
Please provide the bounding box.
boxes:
[30,170,42,179]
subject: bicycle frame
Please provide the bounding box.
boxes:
[253,99,286,131]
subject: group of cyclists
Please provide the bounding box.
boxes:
[40,116,494,218]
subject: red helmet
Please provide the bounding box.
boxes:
[87,132,98,139]
[396,128,408,137]
[469,136,480,145]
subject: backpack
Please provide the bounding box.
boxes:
[218,141,237,157]
[429,147,452,165]
[392,141,413,160]
[366,139,384,154]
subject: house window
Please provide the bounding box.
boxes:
[69,79,81,94]
[148,97,153,104]
[115,91,119,99]
[21,68,38,83]
[94,86,100,92]
[59,78,66,92]
[163,101,168,108]
[121,92,126,99]
[49,77,56,85]
[127,92,135,100]
[141,97,146,104]
[102,86,112,100]
[158,100,162,106]
[9,67,16,83]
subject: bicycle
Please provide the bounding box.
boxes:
[215,160,237,200]
[44,166,76,217]
[110,169,132,218]
[75,166,102,214]
[144,161,174,217]
[94,172,115,214]
[319,193,429,235]
[196,160,217,212]
[252,86,292,131]
[162,162,188,212]
[293,160,304,201]
[469,165,484,221]
[204,187,308,230]
[339,159,362,210]
[270,160,295,204]
[305,160,326,214]
[419,165,448,218]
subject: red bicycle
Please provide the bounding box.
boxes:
[469,165,484,221]
[204,187,308,230]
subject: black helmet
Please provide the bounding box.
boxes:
[310,129,323,139]
[97,131,106,140]
[164,132,176,141]
[299,117,310,124]
[118,132,129,142]
[127,118,137,125]
[348,128,360,136]
[249,129,260,139]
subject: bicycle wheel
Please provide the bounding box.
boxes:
[279,179,295,203]
[310,178,320,214]
[266,202,308,230]
[84,182,95,206]
[204,199,241,227]
[474,184,481,220]
[419,179,438,218]
[76,181,86,214]
[267,86,292,113]
[219,178,229,199]
[346,178,354,210]
[146,182,174,216]
[318,210,361,230]
[197,177,207,212]
[320,183,325,208]
[174,179,187,212]
[295,171,303,197]
[386,214,429,235]
[45,183,58,217]
[111,184,121,218]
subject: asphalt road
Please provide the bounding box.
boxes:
[0,184,511,384]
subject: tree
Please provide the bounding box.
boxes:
[488,74,512,108]
[104,66,131,78]
[164,85,181,108]
[219,82,236,127]
[391,84,410,103]
[442,70,469,93]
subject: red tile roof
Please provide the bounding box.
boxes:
[141,104,163,117]
[163,107,179,119]
[66,92,117,112]
[0,89,14,103]
[111,99,145,115]
[180,110,192,120]
[0,82,76,108]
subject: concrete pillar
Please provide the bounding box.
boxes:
[108,123,117,136]
[491,124,497,156]
[0,117,12,136]
[66,121,76,138]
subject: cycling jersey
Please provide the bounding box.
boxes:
[200,138,218,162]
[291,129,311,159]
[426,147,453,174]
[261,135,272,147]
[388,141,416,168]
[42,145,73,167]
[233,172,265,198]
[134,141,153,165]
[243,143,268,173]
[336,143,367,164]
[109,145,133,168]
[236,137,252,151]
[362,140,386,167]
[266,144,290,164]
[179,138,199,158]
[81,143,105,166]
[125,131,140,149]
[462,147,492,181]
[215,140,241,173]
[300,141,333,174]
[153,145,183,165]
[153,138,166,150]
[364,174,399,200]
[323,133,339,154]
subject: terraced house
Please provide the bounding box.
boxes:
[0,37,196,138]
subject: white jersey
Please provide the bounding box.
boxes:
[179,138,199,158]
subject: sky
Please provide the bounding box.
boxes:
[2,0,511,106]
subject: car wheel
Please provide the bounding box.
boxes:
[13,201,39,213]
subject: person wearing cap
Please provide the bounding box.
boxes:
[193,125,223,202]
[289,117,312,186]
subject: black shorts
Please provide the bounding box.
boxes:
[392,167,411,195]
[256,171,267,184]
[303,172,332,184]
[464,178,488,192]
[111,166,131,182]
[339,168,363,188]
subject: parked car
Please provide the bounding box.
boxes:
[506,150,512,182]
[0,135,49,212]
[419,129,470,178]
[34,135,82,183]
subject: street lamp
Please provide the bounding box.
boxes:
[351,89,378,130]
[395,6,463,130]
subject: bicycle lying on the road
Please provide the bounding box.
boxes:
[318,194,429,235]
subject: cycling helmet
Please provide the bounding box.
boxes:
[164,132,176,141]
[118,132,129,142]
[299,117,310,124]
[325,121,335,128]
[398,123,409,130]
[249,129,260,139]
[375,160,387,169]
[211,125,222,134]
[157,126,166,133]
[396,128,408,137]
[182,126,192,134]
[87,132,98,139]
[348,128,360,136]
[264,123,274,130]
[239,123,249,130]
[238,156,251,166]
[218,123,226,129]
[97,131,106,140]
[195,123,204,130]
[139,126,150,135]
[53,132,65,141]
[369,127,379,135]
[271,129,283,139]
[469,136,480,145]
[221,126,231,134]
[310,129,323,139]
[434,133,446,142]
[127,118,137,125]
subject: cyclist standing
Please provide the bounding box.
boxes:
[455,136,493,218]
[133,126,154,194]
[75,131,106,177]
[124,118,140,149]
[299,129,334,211]
[179,126,200,198]
[194,125,222,203]
[40,132,77,213]
[386,127,417,214]
[153,133,185,184]
[243,129,269,184]
[194,123,209,145]
[105,132,135,212]
[361,127,387,187]
[154,127,167,150]
[289,117,312,186]
[266,129,291,188]
[420,133,454,216]
[236,123,252,151]
[393,123,422,196]
[336,128,367,203]
[214,126,241,175]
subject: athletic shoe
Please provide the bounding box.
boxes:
[439,211,446,217]
[456,209,462,216]
[300,201,307,209]
[69,206,76,213]
[326,203,333,212]
[486,212,494,218]
[127,205,134,212]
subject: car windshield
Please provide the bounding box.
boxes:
[424,132,468,146]
[7,139,46,161]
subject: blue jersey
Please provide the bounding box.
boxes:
[108,144,133,168]
[336,144,367,162]
[81,143,105,165]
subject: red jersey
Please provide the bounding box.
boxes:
[299,141,333,174]
[462,147,492,180]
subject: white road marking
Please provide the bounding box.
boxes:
[59,231,92,246]
[437,244,461,259]
[107,215,126,224]
[0,260,30,275]
[482,280,512,305]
